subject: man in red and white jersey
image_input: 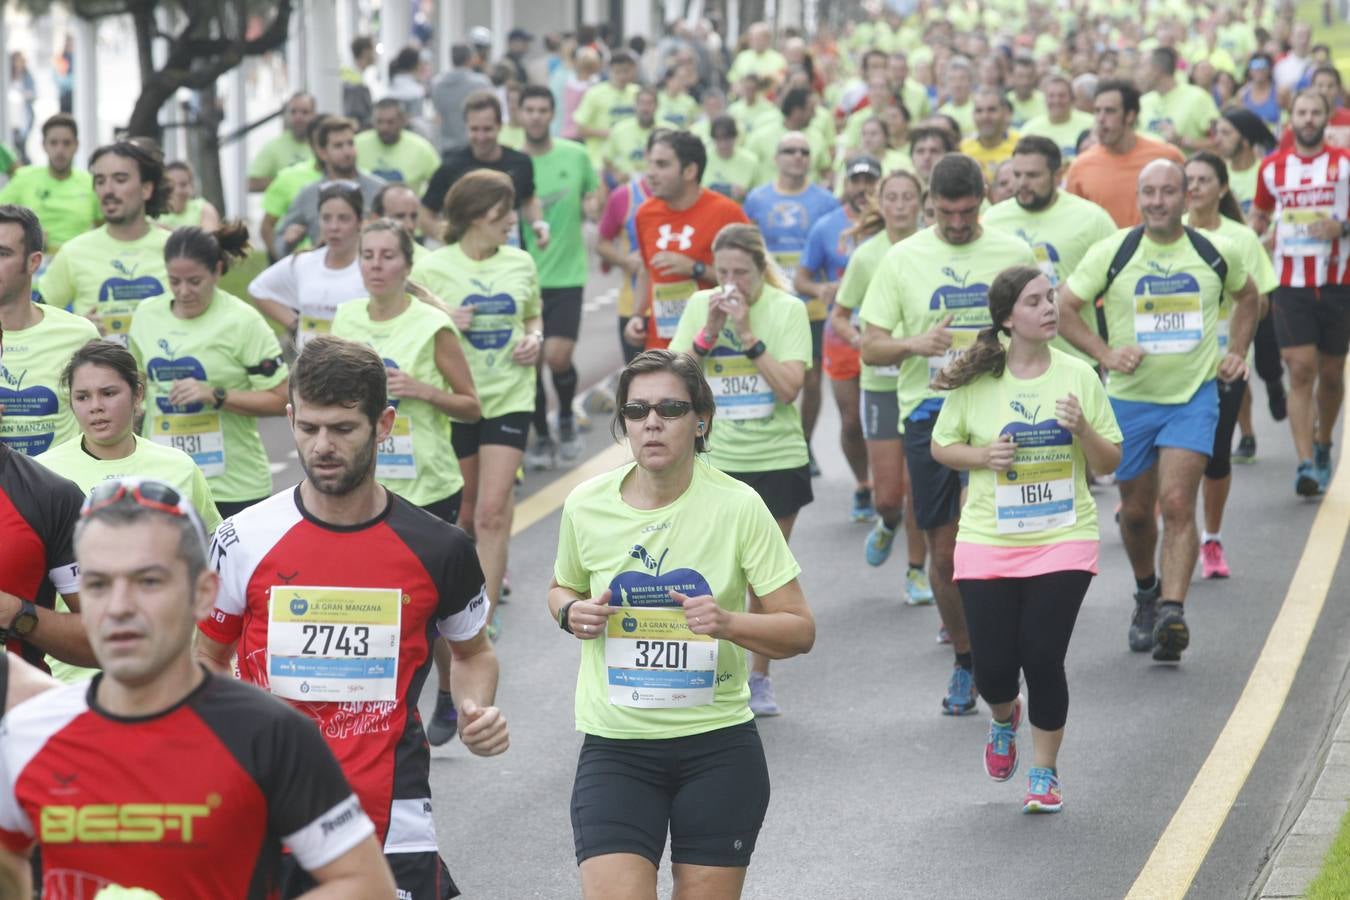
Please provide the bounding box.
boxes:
[195,336,508,900]
[1251,89,1350,497]
[0,478,393,899]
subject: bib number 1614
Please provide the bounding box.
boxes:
[634,639,689,669]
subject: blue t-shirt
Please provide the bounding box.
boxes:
[800,205,858,285]
[743,183,840,287]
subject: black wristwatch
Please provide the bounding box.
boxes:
[558,599,580,634]
[744,339,768,360]
[212,387,228,409]
[1340,219,1350,239]
[691,261,706,280]
[6,600,38,641]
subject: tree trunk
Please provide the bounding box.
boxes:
[195,80,225,214]
[128,0,163,142]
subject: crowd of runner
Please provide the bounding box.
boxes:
[0,0,1345,896]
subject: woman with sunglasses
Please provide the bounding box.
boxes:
[249,183,367,350]
[128,224,290,519]
[930,266,1121,814]
[333,217,481,745]
[668,223,812,718]
[411,169,543,640]
[1238,54,1281,129]
[548,349,814,900]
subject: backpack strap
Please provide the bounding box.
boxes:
[1094,225,1146,344]
[1182,226,1229,297]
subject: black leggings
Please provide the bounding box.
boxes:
[1206,379,1246,480]
[1254,311,1283,385]
[958,570,1092,732]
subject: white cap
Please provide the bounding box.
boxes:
[470,26,492,46]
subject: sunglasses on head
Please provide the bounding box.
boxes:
[81,478,209,544]
[620,399,694,420]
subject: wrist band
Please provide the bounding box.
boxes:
[744,339,767,360]
[559,599,579,634]
[692,331,715,355]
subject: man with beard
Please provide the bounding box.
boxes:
[196,335,508,899]
[0,114,99,256]
[983,136,1117,365]
[38,139,171,344]
[1250,90,1350,497]
[273,117,386,257]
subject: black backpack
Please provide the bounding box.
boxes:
[1093,225,1229,342]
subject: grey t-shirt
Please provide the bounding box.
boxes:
[273,171,387,257]
[430,68,492,153]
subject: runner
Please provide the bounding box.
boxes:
[1248,90,1350,497]
[249,183,367,349]
[196,337,507,898]
[859,154,1036,711]
[831,171,932,603]
[937,57,976,137]
[355,99,442,197]
[1006,56,1046,128]
[746,88,830,187]
[1020,74,1095,164]
[959,87,1018,184]
[371,182,430,263]
[701,115,760,203]
[796,156,878,488]
[595,172,649,365]
[246,92,317,192]
[258,115,328,258]
[909,126,956,187]
[657,63,701,130]
[517,84,602,468]
[0,114,98,256]
[1138,47,1220,151]
[668,223,813,716]
[930,265,1122,814]
[130,224,289,519]
[572,50,640,169]
[627,129,749,352]
[1183,152,1279,578]
[0,477,394,898]
[155,161,221,231]
[38,139,171,344]
[1057,160,1258,661]
[411,170,542,641]
[272,117,386,257]
[0,205,99,457]
[604,86,658,186]
[549,348,814,898]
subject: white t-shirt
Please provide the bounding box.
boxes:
[248,246,366,348]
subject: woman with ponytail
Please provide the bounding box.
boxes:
[129,223,291,518]
[930,265,1121,814]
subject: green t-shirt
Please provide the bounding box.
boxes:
[900,79,932,121]
[553,460,800,740]
[605,119,654,180]
[332,297,465,505]
[410,244,542,419]
[938,99,976,138]
[983,192,1119,364]
[0,143,15,175]
[1065,228,1249,404]
[657,92,701,129]
[1228,162,1258,216]
[1139,83,1220,143]
[1184,214,1278,354]
[1007,91,1048,129]
[858,226,1037,419]
[0,305,100,455]
[836,230,903,393]
[154,197,205,231]
[38,224,171,340]
[701,147,760,202]
[355,129,440,196]
[728,48,788,84]
[248,132,314,182]
[499,124,525,151]
[1019,110,1096,160]
[128,289,288,501]
[573,81,639,164]
[727,97,781,141]
[261,162,323,219]
[669,285,812,474]
[523,139,599,288]
[0,166,100,252]
[932,349,1121,546]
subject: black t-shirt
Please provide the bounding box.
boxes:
[421,145,536,214]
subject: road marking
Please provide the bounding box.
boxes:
[511,443,631,537]
[1126,372,1350,899]
[269,461,289,475]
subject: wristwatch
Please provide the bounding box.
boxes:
[6,600,38,640]
[558,599,580,634]
[691,261,707,280]
[212,387,228,409]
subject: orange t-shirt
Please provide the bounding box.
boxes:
[634,188,749,349]
[1064,135,1186,227]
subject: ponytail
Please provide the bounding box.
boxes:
[931,325,1007,390]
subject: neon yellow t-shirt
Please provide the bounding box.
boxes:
[0,166,99,252]
[1184,214,1279,355]
[154,197,205,230]
[261,162,323,219]
[410,244,541,419]
[933,349,1121,546]
[669,285,813,474]
[1020,110,1096,160]
[938,99,976,137]
[1008,91,1048,129]
[657,92,701,129]
[1065,228,1249,405]
[983,191,1119,364]
[331,297,465,506]
[728,49,788,84]
[1228,162,1258,217]
[1140,83,1220,143]
[129,289,288,502]
[248,132,314,182]
[744,119,832,184]
[604,119,654,180]
[354,129,441,196]
[836,230,903,393]
[727,97,781,141]
[573,82,639,165]
[0,305,99,456]
[858,226,1037,419]
[554,460,801,740]
[701,147,760,202]
[38,225,170,341]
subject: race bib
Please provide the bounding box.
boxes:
[1217,303,1230,353]
[151,412,225,478]
[927,328,981,384]
[995,423,1076,534]
[872,364,900,377]
[100,302,136,346]
[1277,207,1334,258]
[1032,244,1060,285]
[706,353,774,420]
[605,607,718,709]
[1133,288,1202,355]
[298,314,334,347]
[267,586,402,702]
[375,415,416,480]
[653,280,695,339]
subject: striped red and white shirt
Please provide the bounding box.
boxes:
[1254,147,1350,287]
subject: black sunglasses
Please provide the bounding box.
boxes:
[777,146,811,156]
[620,399,694,420]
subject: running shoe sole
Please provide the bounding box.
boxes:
[1023,797,1063,814]
[1297,473,1321,497]
[1152,614,1189,662]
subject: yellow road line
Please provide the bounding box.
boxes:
[511,443,632,537]
[1126,367,1350,899]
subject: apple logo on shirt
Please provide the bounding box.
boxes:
[373,169,404,183]
[608,544,713,609]
[147,340,209,413]
[463,292,518,351]
[930,267,991,310]
[1134,270,1201,299]
[99,259,165,305]
[0,364,59,454]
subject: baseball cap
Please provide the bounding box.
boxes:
[470,26,492,46]
[508,28,533,42]
[847,155,882,179]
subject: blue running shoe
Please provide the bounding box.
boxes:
[851,488,875,523]
[1296,460,1321,497]
[864,520,895,566]
[1314,442,1333,492]
[906,567,935,605]
[942,665,978,715]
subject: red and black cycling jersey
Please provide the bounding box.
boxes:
[200,486,487,853]
[0,443,82,669]
[0,671,374,899]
